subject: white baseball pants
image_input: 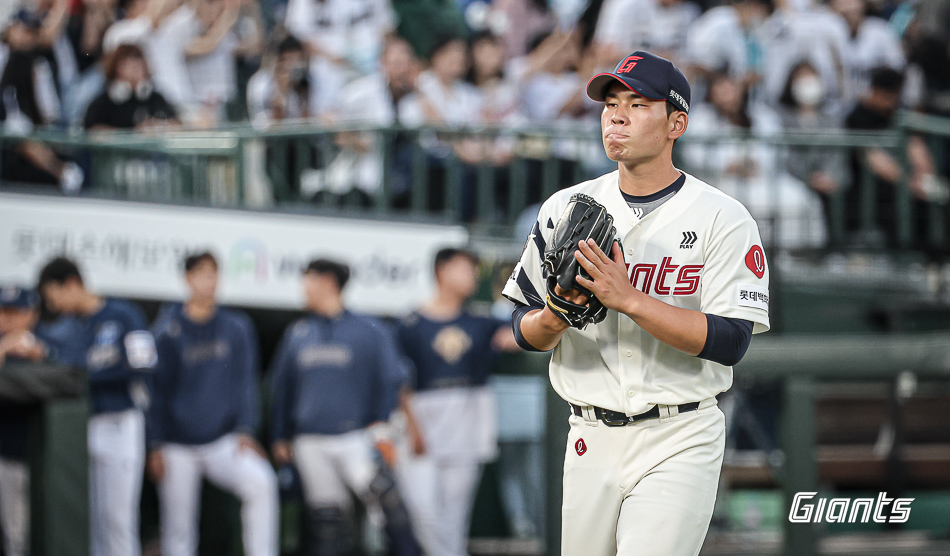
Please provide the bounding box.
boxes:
[561,400,725,556]
[397,455,480,556]
[293,431,377,508]
[88,409,145,556]
[0,457,28,556]
[158,434,279,556]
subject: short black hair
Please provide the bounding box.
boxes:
[427,34,465,61]
[277,35,304,56]
[434,248,479,273]
[183,251,218,273]
[37,257,83,289]
[304,259,351,290]
[869,67,904,93]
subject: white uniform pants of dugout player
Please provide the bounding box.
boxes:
[0,457,28,556]
[158,434,280,556]
[88,409,145,556]
[561,399,725,556]
[293,430,378,508]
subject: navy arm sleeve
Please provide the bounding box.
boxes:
[511,302,546,352]
[697,314,754,367]
[372,322,406,423]
[268,329,296,442]
[234,315,261,435]
[145,330,176,448]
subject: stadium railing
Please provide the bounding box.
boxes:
[2,112,949,254]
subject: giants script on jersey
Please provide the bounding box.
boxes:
[626,257,703,296]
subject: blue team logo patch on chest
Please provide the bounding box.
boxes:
[298,345,353,368]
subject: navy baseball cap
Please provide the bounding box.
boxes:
[0,286,40,309]
[587,51,691,114]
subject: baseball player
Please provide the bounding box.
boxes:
[503,51,770,556]
[394,248,518,556]
[147,252,279,556]
[269,259,419,556]
[0,285,56,556]
[37,257,157,556]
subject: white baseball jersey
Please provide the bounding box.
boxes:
[503,170,770,415]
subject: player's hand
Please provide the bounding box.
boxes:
[407,424,427,456]
[237,433,268,459]
[375,439,397,468]
[272,440,293,465]
[574,239,638,314]
[146,450,165,483]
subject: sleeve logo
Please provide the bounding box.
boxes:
[745,245,766,278]
[125,331,158,369]
[737,284,769,311]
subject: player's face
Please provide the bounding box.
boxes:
[41,281,79,314]
[303,272,341,312]
[438,256,479,299]
[0,307,38,335]
[185,260,218,301]
[600,83,685,165]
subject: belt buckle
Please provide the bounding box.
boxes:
[596,408,629,427]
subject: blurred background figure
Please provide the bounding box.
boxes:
[1,8,84,191]
[829,0,905,106]
[395,248,518,556]
[0,286,51,556]
[269,259,420,556]
[37,257,156,556]
[683,72,827,249]
[247,34,310,124]
[84,43,179,130]
[147,252,278,556]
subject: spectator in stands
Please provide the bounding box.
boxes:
[186,0,242,123]
[902,0,950,117]
[778,60,849,242]
[468,31,524,126]
[84,43,179,130]
[283,0,396,75]
[830,0,905,105]
[845,67,947,252]
[593,0,700,67]
[61,0,119,125]
[399,35,485,215]
[1,9,84,191]
[329,35,419,204]
[246,34,310,123]
[683,72,826,247]
[484,0,557,60]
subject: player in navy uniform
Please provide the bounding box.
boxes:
[38,258,157,556]
[269,259,419,556]
[147,252,278,556]
[0,285,58,556]
[395,248,518,556]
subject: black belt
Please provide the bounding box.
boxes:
[570,401,701,427]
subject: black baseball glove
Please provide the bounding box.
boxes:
[541,193,618,329]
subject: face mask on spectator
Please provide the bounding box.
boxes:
[792,75,824,107]
[108,80,154,103]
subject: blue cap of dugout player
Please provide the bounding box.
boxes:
[586,51,691,114]
[0,286,40,310]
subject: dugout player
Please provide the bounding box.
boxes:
[395,248,518,556]
[38,257,157,556]
[147,252,279,556]
[0,286,54,556]
[269,259,419,556]
[504,52,771,556]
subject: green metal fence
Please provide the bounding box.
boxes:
[3,112,949,253]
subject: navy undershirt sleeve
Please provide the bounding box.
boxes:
[511,302,547,352]
[697,314,754,367]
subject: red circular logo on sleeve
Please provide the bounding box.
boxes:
[575,439,587,456]
[745,245,766,279]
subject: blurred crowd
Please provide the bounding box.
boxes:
[1,0,950,251]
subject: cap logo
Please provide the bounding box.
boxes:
[669,89,689,112]
[617,56,643,74]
